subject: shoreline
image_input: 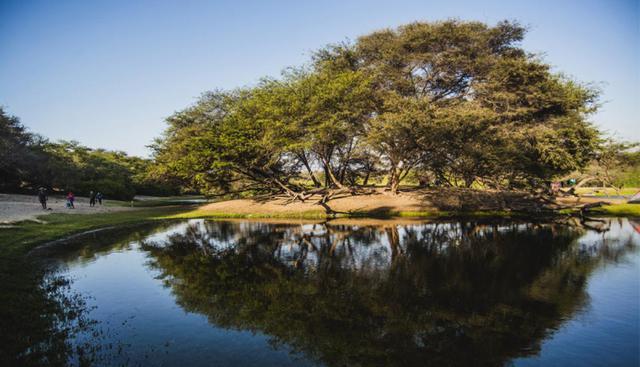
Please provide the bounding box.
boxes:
[2,193,638,256]
[0,206,192,257]
[165,205,639,220]
[164,190,640,220]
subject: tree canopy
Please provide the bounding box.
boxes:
[0,107,178,199]
[152,20,601,199]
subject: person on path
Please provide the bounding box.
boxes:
[89,190,96,207]
[37,187,48,209]
[67,192,75,209]
[96,192,103,205]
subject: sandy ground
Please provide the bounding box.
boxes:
[199,189,629,216]
[200,191,438,215]
[2,190,625,224]
[0,193,132,224]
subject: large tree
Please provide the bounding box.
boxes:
[317,20,599,190]
[153,19,602,199]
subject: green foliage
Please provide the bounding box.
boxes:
[591,140,640,188]
[0,108,179,199]
[0,108,49,191]
[152,20,606,197]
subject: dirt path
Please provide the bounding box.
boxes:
[0,193,133,224]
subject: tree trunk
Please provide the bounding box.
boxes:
[390,177,400,194]
[298,153,321,188]
[322,158,346,189]
[387,161,404,195]
[338,138,355,185]
[363,170,370,186]
[388,168,400,195]
[464,176,474,188]
[323,165,330,188]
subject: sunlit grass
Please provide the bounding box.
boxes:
[0,206,190,256]
[588,203,640,217]
[105,195,208,208]
[574,187,639,197]
[164,208,519,220]
[163,209,329,220]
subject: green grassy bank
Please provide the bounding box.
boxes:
[163,203,640,221]
[587,203,640,217]
[573,187,639,197]
[0,206,190,257]
[163,209,516,220]
[2,203,639,257]
[105,195,207,208]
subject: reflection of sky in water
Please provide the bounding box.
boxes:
[63,224,314,366]
[514,220,640,367]
[54,218,639,367]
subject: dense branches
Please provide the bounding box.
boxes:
[152,20,604,198]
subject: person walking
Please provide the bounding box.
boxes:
[89,190,96,207]
[37,187,48,209]
[66,191,75,209]
[96,192,103,205]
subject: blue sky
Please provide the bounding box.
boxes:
[1,0,638,157]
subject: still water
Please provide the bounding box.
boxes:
[35,218,640,366]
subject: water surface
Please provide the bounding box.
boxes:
[36,218,640,366]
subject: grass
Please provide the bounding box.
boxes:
[105,195,208,208]
[164,208,522,220]
[0,206,191,256]
[574,187,639,197]
[164,202,640,221]
[587,203,640,217]
[164,209,330,220]
[555,203,640,217]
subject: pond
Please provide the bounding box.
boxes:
[20,218,640,366]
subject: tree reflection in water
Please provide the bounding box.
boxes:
[0,224,175,367]
[141,219,637,367]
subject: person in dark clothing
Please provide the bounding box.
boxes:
[89,190,96,207]
[96,192,103,205]
[37,187,48,209]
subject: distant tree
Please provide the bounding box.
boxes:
[0,107,49,191]
[1,107,178,199]
[583,140,640,193]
